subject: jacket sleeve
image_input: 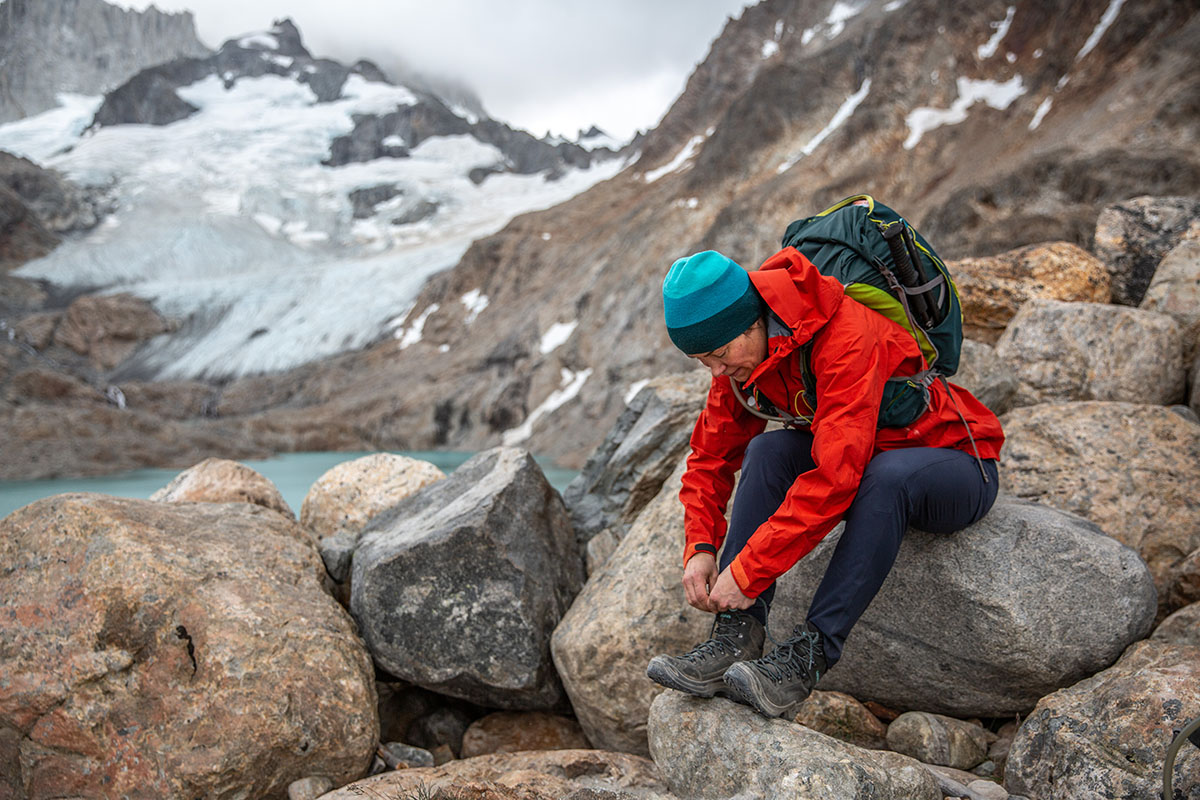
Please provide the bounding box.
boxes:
[678,376,766,567]
[728,317,906,596]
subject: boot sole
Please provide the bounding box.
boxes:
[646,656,729,699]
[722,663,804,719]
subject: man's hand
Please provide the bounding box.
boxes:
[709,567,754,611]
[682,553,719,612]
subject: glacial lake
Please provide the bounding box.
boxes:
[0,451,580,521]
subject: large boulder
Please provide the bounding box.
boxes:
[316,749,671,800]
[563,370,708,548]
[551,459,711,755]
[1093,195,1200,306]
[0,494,377,799]
[994,298,1185,406]
[952,338,1018,416]
[769,495,1157,716]
[300,452,446,538]
[1000,402,1200,618]
[949,242,1112,344]
[150,457,294,518]
[1005,640,1200,799]
[350,447,582,710]
[53,292,173,370]
[1140,220,1200,328]
[1152,602,1200,648]
[647,692,941,800]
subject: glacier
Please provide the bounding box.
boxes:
[0,72,624,380]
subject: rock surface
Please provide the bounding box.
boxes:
[1152,602,1200,647]
[1140,220,1200,327]
[647,692,941,800]
[53,292,173,370]
[300,452,445,538]
[1005,639,1200,799]
[150,456,294,518]
[0,493,377,798]
[460,711,591,758]
[551,459,712,755]
[351,447,583,710]
[1092,196,1200,306]
[1000,402,1200,618]
[563,369,709,547]
[793,690,888,750]
[0,0,209,124]
[952,338,1018,416]
[885,711,989,770]
[769,496,1157,716]
[951,242,1112,344]
[994,298,1185,406]
[317,749,672,800]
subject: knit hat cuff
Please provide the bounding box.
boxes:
[666,282,762,354]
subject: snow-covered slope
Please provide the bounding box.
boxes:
[0,21,626,380]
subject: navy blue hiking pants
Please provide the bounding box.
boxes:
[719,428,999,665]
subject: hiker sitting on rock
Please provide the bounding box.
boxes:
[646,247,1005,719]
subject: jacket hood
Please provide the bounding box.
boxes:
[749,247,845,346]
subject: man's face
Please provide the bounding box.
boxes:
[688,320,767,384]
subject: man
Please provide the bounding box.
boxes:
[646,247,1004,719]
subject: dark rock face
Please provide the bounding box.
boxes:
[1092,196,1200,306]
[350,447,584,710]
[0,0,210,124]
[90,19,380,129]
[0,151,111,235]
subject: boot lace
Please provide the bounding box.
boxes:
[681,612,746,663]
[753,625,820,684]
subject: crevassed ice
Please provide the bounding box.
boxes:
[502,368,593,446]
[903,75,1026,150]
[539,320,578,355]
[1,73,621,379]
[977,6,1016,60]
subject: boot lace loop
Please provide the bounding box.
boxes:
[755,626,820,683]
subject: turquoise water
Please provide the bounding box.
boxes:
[0,451,579,521]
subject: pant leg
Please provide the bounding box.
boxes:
[719,428,816,624]
[806,448,999,665]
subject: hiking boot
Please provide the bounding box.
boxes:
[646,610,765,698]
[722,621,827,719]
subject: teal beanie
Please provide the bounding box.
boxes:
[662,251,762,354]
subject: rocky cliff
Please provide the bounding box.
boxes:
[0,0,210,124]
[232,0,1200,468]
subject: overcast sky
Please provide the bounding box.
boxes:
[115,0,754,140]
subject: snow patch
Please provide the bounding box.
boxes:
[673,197,700,209]
[1076,0,1125,62]
[381,134,405,148]
[825,1,865,39]
[774,20,784,38]
[1029,97,1053,130]
[395,303,439,349]
[541,232,552,241]
[883,0,908,10]
[801,27,817,46]
[624,379,650,406]
[644,134,706,183]
[778,77,871,172]
[502,368,593,445]
[238,33,278,50]
[977,6,1016,60]
[539,320,578,355]
[761,40,780,59]
[903,75,1026,150]
[460,289,489,324]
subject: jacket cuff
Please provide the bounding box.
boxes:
[730,557,754,596]
[683,542,718,567]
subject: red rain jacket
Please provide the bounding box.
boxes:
[680,247,1005,597]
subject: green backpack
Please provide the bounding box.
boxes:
[772,194,963,428]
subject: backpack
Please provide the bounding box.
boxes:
[743,194,963,428]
